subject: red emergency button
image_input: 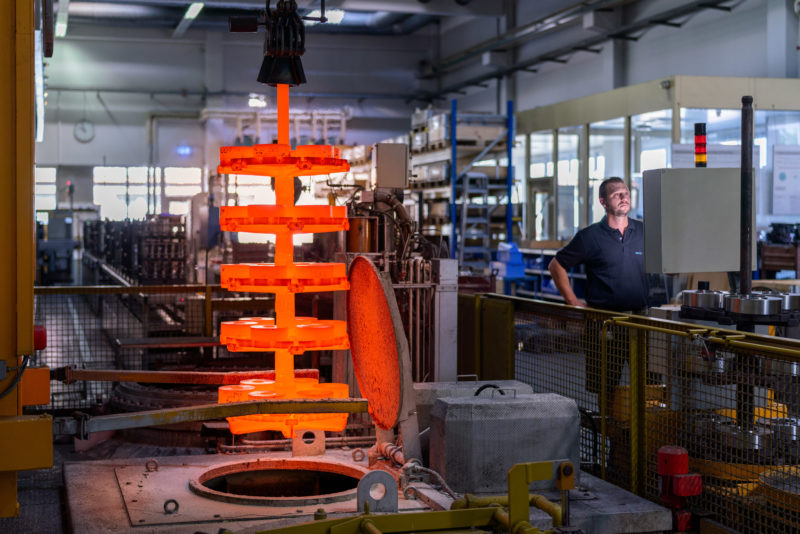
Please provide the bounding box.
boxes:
[34,325,47,351]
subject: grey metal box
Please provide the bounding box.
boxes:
[431,258,458,285]
[371,143,409,189]
[643,168,755,273]
[413,380,533,432]
[429,393,580,494]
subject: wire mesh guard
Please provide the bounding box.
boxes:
[511,298,800,533]
[32,285,282,412]
[216,83,352,438]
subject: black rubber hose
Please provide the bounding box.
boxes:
[0,356,30,400]
[474,383,505,396]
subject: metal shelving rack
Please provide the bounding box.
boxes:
[407,100,515,271]
[449,100,515,268]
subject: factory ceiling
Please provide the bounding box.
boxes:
[44,0,744,104]
[58,0,507,35]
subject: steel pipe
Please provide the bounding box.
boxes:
[53,398,368,440]
[56,367,313,385]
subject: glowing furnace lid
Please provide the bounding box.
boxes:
[346,256,405,430]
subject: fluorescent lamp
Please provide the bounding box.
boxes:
[305,8,345,25]
[185,2,204,20]
[35,30,45,143]
[173,2,203,37]
[55,0,70,37]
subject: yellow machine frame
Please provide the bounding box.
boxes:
[0,0,54,517]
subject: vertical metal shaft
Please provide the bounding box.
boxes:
[740,95,753,296]
[737,96,755,430]
[277,84,290,145]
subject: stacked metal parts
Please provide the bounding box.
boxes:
[216,83,352,438]
[681,288,800,320]
[83,215,187,285]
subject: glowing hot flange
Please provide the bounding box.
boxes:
[221,263,349,293]
[220,317,349,354]
[219,205,349,234]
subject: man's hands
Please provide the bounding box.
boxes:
[565,296,587,307]
[548,258,585,307]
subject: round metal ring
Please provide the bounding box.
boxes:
[163,499,179,514]
[403,486,418,500]
[352,449,365,462]
[145,459,159,472]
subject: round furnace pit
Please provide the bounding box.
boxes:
[189,457,372,507]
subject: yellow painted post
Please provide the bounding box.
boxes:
[600,320,609,481]
[0,0,50,517]
[629,327,643,494]
[507,461,553,532]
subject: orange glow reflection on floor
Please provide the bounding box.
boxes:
[216,83,351,438]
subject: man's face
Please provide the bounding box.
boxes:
[600,183,631,217]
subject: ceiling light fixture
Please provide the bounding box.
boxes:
[173,2,204,38]
[248,93,268,108]
[55,0,70,38]
[305,8,344,25]
[185,2,204,20]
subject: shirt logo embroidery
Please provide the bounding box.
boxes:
[635,251,643,255]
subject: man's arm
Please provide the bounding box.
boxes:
[548,257,585,306]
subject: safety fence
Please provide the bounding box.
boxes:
[32,285,292,411]
[492,294,800,534]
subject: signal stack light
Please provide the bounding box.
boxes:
[694,122,707,168]
[216,83,352,438]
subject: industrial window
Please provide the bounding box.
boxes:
[93,166,160,220]
[162,167,203,215]
[227,173,275,206]
[226,173,324,244]
[93,166,202,219]
[34,166,57,212]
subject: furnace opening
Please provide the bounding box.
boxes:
[189,458,369,506]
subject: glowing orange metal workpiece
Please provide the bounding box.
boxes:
[221,262,349,293]
[216,83,351,438]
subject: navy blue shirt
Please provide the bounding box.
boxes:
[555,216,648,312]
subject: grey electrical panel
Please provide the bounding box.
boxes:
[643,167,755,273]
[371,143,409,189]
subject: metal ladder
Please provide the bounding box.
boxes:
[457,171,492,271]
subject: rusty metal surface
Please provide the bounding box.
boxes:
[292,429,326,456]
[64,451,430,531]
[346,257,402,430]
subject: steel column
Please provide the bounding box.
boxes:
[449,98,458,259]
[506,99,515,243]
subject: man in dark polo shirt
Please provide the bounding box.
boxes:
[548,177,647,311]
[548,176,648,398]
